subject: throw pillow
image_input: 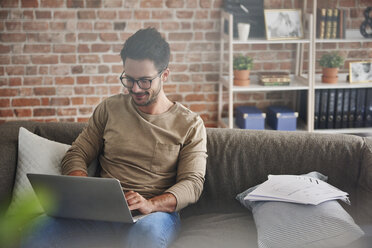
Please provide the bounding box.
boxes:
[7,127,97,216]
[236,171,364,248]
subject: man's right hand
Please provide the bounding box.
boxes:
[68,170,88,177]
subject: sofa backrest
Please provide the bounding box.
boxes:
[1,122,371,218]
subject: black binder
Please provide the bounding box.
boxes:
[314,90,321,129]
[319,89,328,129]
[342,89,350,128]
[334,89,343,129]
[365,88,372,127]
[349,89,357,128]
[327,89,336,129]
[355,89,366,128]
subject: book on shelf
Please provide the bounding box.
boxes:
[327,89,336,129]
[258,72,290,86]
[365,89,372,127]
[334,89,343,129]
[337,9,346,39]
[317,8,327,39]
[342,89,350,128]
[349,89,357,128]
[318,89,329,129]
[325,8,333,39]
[331,8,339,39]
[244,174,349,205]
[314,90,321,129]
[355,89,366,128]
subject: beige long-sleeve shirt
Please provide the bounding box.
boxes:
[61,94,207,211]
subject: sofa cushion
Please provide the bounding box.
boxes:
[7,127,97,216]
[236,172,364,248]
[171,212,258,248]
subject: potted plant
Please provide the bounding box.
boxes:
[233,54,253,86]
[319,52,344,84]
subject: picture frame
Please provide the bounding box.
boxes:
[264,9,303,40]
[349,61,372,83]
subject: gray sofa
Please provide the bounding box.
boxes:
[0,121,372,248]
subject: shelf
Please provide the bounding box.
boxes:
[220,75,309,92]
[314,73,372,89]
[315,30,369,43]
[314,127,372,134]
[219,117,308,131]
[222,34,311,44]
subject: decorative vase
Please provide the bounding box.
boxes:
[234,70,250,86]
[237,23,251,41]
[321,67,338,84]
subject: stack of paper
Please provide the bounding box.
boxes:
[245,175,349,205]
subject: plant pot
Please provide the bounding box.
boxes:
[321,67,338,84]
[234,70,250,86]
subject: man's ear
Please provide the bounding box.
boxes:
[161,68,170,82]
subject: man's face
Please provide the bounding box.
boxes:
[123,58,163,107]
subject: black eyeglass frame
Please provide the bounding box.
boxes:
[119,69,165,90]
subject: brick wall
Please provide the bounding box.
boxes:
[0,0,371,127]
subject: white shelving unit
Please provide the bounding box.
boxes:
[218,2,372,134]
[218,9,314,130]
[311,0,372,134]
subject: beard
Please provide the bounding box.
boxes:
[130,81,162,107]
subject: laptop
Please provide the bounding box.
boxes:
[27,173,145,223]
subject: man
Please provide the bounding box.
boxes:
[22,28,207,248]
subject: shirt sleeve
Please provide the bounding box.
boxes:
[165,117,207,211]
[61,101,107,175]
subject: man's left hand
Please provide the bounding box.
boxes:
[125,191,154,215]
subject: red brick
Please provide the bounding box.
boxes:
[54,11,76,19]
[86,97,101,105]
[78,44,90,53]
[1,0,18,7]
[166,0,184,8]
[57,108,77,116]
[118,10,132,19]
[102,55,121,64]
[50,65,70,75]
[23,22,48,31]
[0,45,11,53]
[92,76,104,84]
[77,76,89,84]
[50,98,70,106]
[40,0,64,7]
[24,77,42,85]
[77,117,89,122]
[152,10,173,19]
[12,55,30,64]
[78,33,97,42]
[189,103,206,112]
[86,0,101,7]
[0,33,26,42]
[67,0,84,8]
[114,22,126,30]
[112,65,123,73]
[105,75,117,84]
[77,22,93,30]
[24,45,51,53]
[56,77,74,85]
[92,44,111,53]
[176,11,194,19]
[5,22,21,31]
[9,78,22,86]
[169,32,193,41]
[0,55,10,64]
[140,0,162,8]
[71,97,84,105]
[99,33,118,41]
[78,11,96,19]
[14,109,32,117]
[79,55,100,63]
[12,98,40,107]
[6,66,24,75]
[54,45,76,53]
[98,10,116,19]
[0,109,13,117]
[71,65,83,74]
[98,65,110,73]
[34,87,56,96]
[22,0,38,7]
[36,11,51,19]
[33,108,56,116]
[75,86,95,95]
[0,99,10,107]
[104,0,122,7]
[339,0,354,7]
[50,22,66,30]
[31,55,58,64]
[60,55,76,63]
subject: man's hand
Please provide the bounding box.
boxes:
[124,191,177,215]
[68,170,88,177]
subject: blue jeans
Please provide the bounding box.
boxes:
[21,212,180,248]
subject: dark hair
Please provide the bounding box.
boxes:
[120,28,170,72]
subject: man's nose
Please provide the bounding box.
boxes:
[131,81,142,92]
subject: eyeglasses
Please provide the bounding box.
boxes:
[119,70,163,90]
